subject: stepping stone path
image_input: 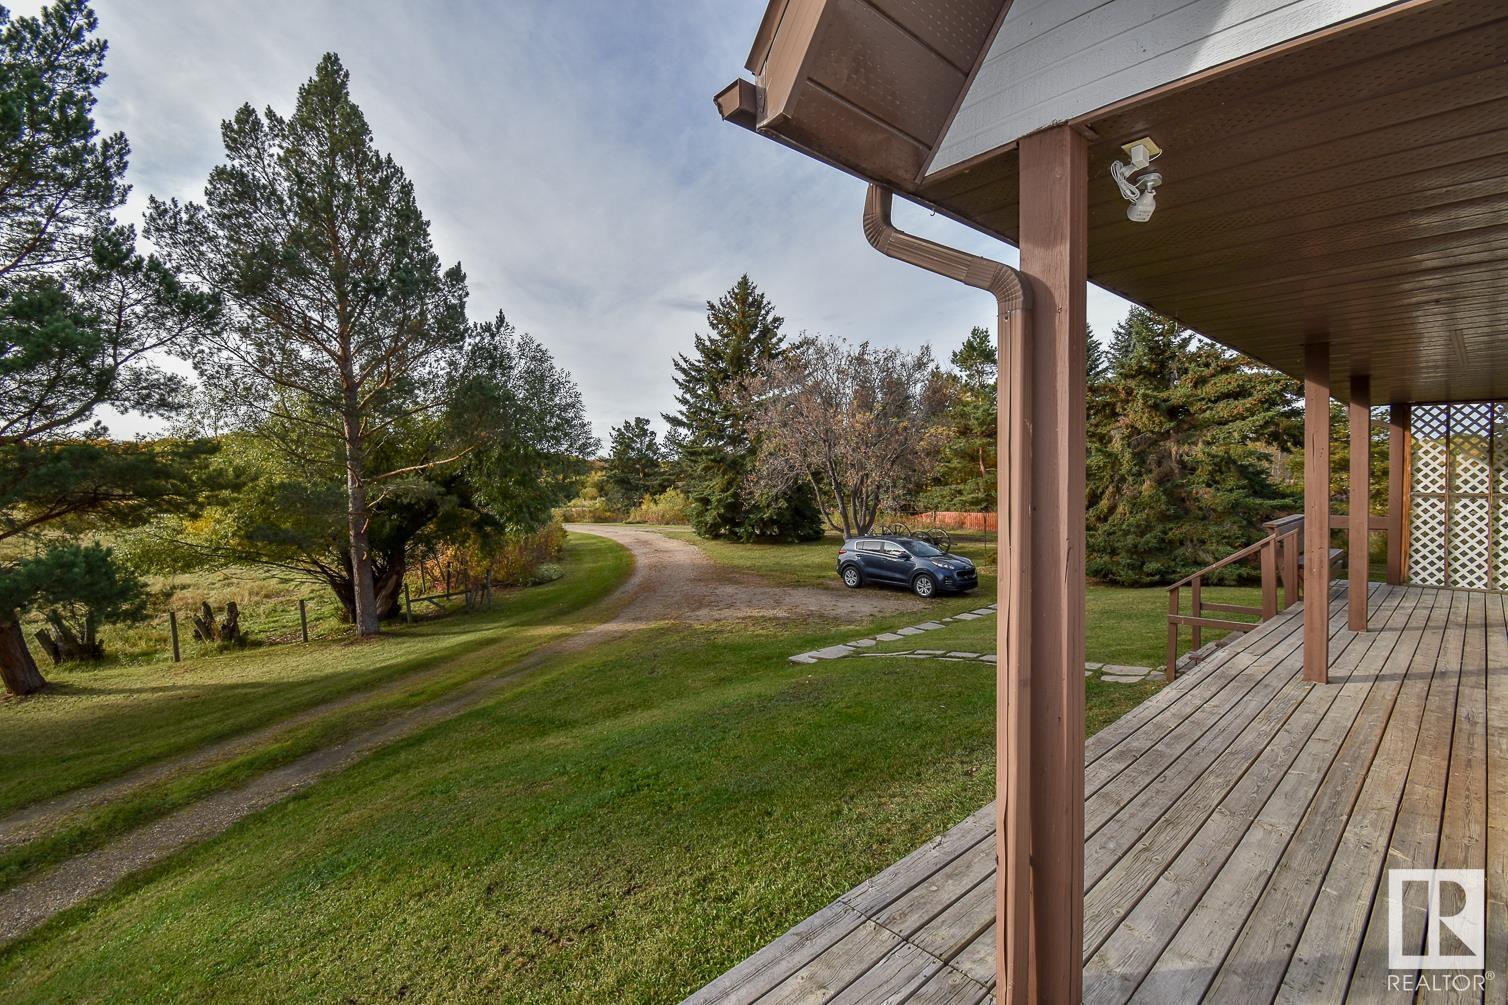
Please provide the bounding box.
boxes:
[787,603,1158,683]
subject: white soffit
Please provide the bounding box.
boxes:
[928,0,1400,175]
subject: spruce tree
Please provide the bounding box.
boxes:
[1086,307,1301,585]
[664,276,822,541]
[923,326,997,513]
[602,417,668,513]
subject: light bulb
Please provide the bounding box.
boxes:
[1127,189,1156,223]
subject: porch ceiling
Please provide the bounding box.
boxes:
[732,0,1508,406]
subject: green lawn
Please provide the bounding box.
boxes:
[0,534,632,819]
[637,524,996,589]
[0,611,1065,1004]
[0,525,1207,1002]
[639,522,1255,669]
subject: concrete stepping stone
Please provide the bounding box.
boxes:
[918,621,947,630]
[811,645,856,660]
[947,652,982,659]
[914,649,945,656]
[897,627,925,636]
[790,654,818,664]
[1085,662,1105,671]
[848,638,877,647]
[981,654,997,663]
[876,632,904,641]
[1101,664,1151,677]
[974,608,995,615]
[955,612,981,621]
[1103,676,1147,684]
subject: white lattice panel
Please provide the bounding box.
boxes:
[1410,401,1508,592]
[1496,405,1508,591]
[1410,494,1448,587]
[1450,496,1491,589]
[1497,495,1508,592]
[1412,405,1450,494]
[1451,403,1493,495]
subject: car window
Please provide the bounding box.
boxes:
[883,543,906,556]
[905,539,944,558]
[855,540,880,553]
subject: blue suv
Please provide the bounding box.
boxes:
[836,536,978,598]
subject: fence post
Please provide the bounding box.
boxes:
[169,610,181,663]
[404,583,413,624]
[298,598,309,643]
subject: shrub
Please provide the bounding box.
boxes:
[628,488,693,526]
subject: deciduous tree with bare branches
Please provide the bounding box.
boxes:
[740,336,952,539]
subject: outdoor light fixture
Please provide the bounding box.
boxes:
[1111,137,1163,223]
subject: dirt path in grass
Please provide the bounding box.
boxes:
[0,525,918,944]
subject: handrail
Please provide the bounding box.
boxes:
[1166,536,1275,591]
[1165,515,1319,682]
[1165,514,1350,681]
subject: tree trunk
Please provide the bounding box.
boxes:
[372,558,406,621]
[341,403,380,637]
[0,616,47,695]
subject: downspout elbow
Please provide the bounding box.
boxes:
[862,185,1029,314]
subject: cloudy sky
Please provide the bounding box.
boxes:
[43,0,1135,448]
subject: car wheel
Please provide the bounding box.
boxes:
[912,572,936,598]
[841,565,863,589]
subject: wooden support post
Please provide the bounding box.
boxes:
[1387,403,1410,585]
[1005,123,1087,1003]
[1348,375,1371,631]
[298,599,309,643]
[169,611,180,663]
[1304,343,1331,683]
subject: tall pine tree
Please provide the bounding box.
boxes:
[0,1,215,694]
[1086,307,1301,585]
[664,276,822,542]
[146,53,470,638]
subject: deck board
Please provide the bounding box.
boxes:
[683,584,1503,1004]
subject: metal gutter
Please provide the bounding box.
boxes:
[862,181,1033,998]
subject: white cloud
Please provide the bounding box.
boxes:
[69,0,1134,444]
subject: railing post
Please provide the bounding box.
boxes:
[1284,532,1300,608]
[1260,537,1278,620]
[298,598,309,643]
[1167,587,1179,682]
[1189,578,1203,653]
[169,611,180,663]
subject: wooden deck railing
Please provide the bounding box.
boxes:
[1165,515,1343,681]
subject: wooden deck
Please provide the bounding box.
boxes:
[684,583,1507,1004]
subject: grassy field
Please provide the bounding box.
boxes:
[0,524,1201,1003]
[638,523,1254,669]
[0,611,1017,1003]
[0,535,632,818]
[638,524,996,589]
